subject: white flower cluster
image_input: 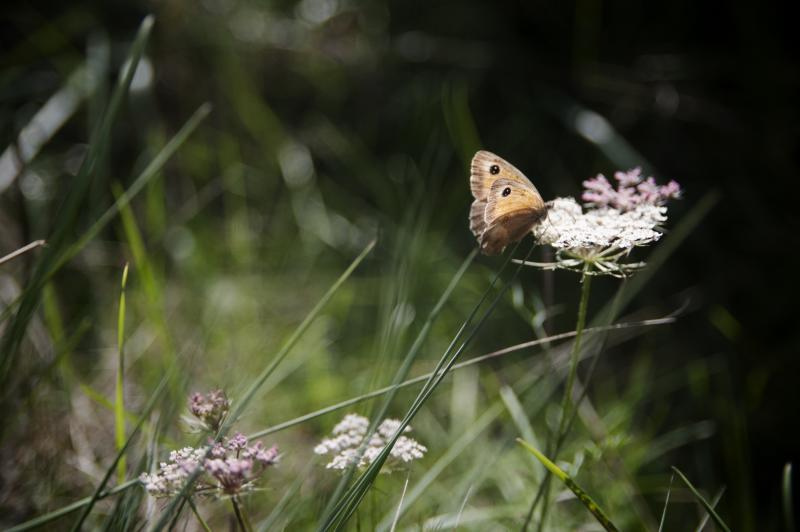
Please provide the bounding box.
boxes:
[534,197,666,251]
[140,447,206,498]
[314,413,427,472]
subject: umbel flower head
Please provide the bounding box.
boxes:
[527,167,682,277]
[185,389,230,432]
[314,413,426,473]
[140,432,279,498]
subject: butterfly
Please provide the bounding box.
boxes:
[469,150,549,255]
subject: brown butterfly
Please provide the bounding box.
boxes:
[469,150,548,255]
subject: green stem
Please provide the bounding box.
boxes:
[231,498,253,532]
[556,271,592,441]
[188,498,212,532]
[114,263,129,485]
[525,270,593,532]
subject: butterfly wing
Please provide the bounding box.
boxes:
[484,178,546,226]
[470,150,541,202]
[479,177,548,255]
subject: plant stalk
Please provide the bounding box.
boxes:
[524,270,593,531]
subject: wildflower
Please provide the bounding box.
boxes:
[581,167,681,210]
[525,168,682,277]
[204,433,279,496]
[314,413,426,472]
[140,447,206,498]
[140,433,278,498]
[186,389,230,432]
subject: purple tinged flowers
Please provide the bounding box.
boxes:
[141,433,279,498]
[204,433,278,496]
[581,167,681,210]
[188,389,230,432]
[141,390,279,499]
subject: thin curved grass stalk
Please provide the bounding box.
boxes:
[694,486,725,532]
[321,243,536,531]
[150,240,375,532]
[0,240,46,267]
[658,473,675,532]
[454,485,475,529]
[671,466,731,532]
[249,314,676,440]
[389,474,410,532]
[6,480,139,532]
[517,439,619,532]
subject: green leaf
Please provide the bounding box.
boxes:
[517,439,619,532]
[671,466,731,532]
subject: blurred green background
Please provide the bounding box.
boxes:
[1,1,797,530]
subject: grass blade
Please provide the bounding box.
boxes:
[658,473,674,532]
[115,263,130,484]
[671,466,731,532]
[248,315,673,440]
[517,439,618,532]
[784,463,795,532]
[389,474,410,532]
[6,480,140,532]
[694,487,725,532]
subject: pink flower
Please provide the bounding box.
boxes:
[204,457,255,495]
[243,441,279,465]
[226,432,248,451]
[188,389,229,431]
[614,167,643,187]
[581,168,682,210]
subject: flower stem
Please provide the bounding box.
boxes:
[188,498,212,532]
[523,270,593,532]
[231,498,253,532]
[556,271,592,442]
